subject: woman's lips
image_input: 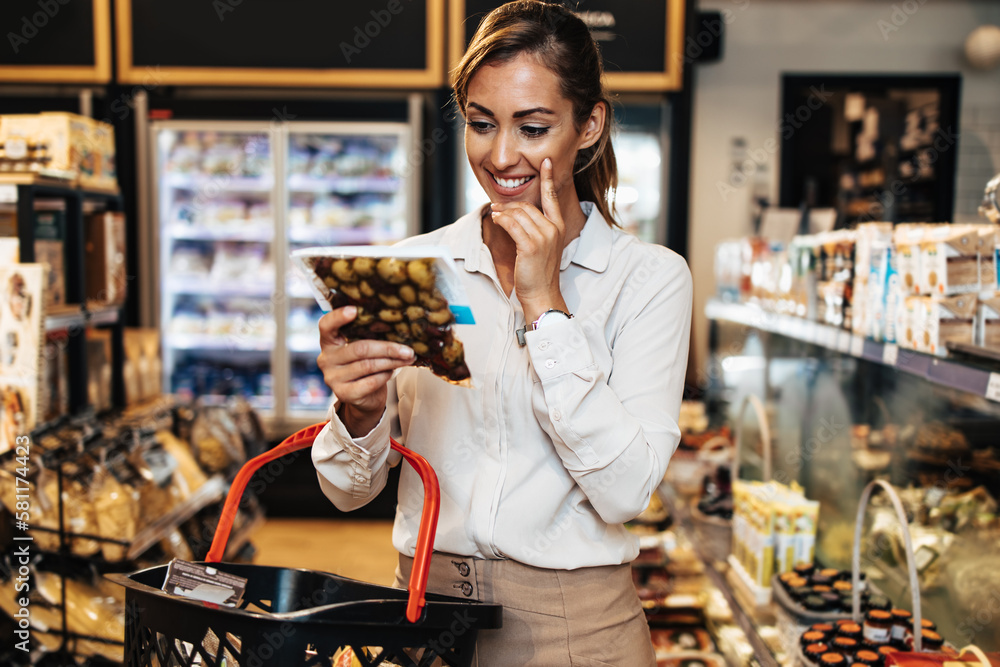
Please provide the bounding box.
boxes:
[489,172,535,196]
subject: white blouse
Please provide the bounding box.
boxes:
[312,202,693,569]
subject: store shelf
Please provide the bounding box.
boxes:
[657,484,783,667]
[164,173,273,192]
[44,306,121,331]
[288,225,398,246]
[167,333,275,351]
[166,277,275,297]
[126,476,227,560]
[705,299,1000,404]
[166,223,274,242]
[287,174,400,194]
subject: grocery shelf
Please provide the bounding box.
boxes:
[705,299,1000,404]
[126,476,227,560]
[288,225,399,246]
[166,277,275,297]
[287,174,400,194]
[44,305,121,331]
[167,333,275,351]
[164,173,273,192]
[166,223,274,242]
[657,484,784,667]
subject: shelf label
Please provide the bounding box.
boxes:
[837,331,852,353]
[850,335,865,357]
[883,343,899,366]
[986,373,1000,403]
[0,184,16,203]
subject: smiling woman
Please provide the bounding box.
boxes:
[311,2,693,665]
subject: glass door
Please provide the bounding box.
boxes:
[282,122,416,418]
[152,121,278,412]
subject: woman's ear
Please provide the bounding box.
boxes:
[577,101,607,151]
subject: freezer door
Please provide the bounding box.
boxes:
[151,121,279,413]
[283,121,415,417]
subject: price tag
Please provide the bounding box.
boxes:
[850,335,865,357]
[883,343,899,366]
[837,331,852,353]
[0,184,17,203]
[986,373,1000,403]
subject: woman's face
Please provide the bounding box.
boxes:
[464,52,602,214]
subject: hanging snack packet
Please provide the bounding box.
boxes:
[292,246,475,385]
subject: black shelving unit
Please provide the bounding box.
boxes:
[10,177,126,413]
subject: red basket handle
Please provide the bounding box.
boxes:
[205,423,440,624]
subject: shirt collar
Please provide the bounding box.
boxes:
[451,201,614,274]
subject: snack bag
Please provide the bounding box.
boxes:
[292,246,475,385]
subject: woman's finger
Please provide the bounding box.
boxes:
[539,157,564,233]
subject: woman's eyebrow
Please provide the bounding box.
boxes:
[513,107,554,118]
[468,102,494,116]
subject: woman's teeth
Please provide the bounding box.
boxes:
[494,175,532,188]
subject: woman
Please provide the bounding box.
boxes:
[313,1,692,664]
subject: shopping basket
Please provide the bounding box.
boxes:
[107,423,503,667]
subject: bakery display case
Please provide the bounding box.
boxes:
[701,299,1000,657]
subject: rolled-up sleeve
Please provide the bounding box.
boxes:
[312,406,395,512]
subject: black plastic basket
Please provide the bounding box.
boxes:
[108,423,502,667]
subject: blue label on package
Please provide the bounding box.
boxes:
[449,305,475,325]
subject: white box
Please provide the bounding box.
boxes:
[922,226,980,296]
[925,294,977,357]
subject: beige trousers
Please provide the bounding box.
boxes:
[395,552,656,667]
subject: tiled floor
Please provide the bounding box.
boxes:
[251,518,398,586]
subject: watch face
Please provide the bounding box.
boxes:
[534,309,571,329]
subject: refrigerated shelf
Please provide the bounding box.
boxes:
[166,278,275,298]
[167,333,274,351]
[166,223,274,242]
[287,174,400,194]
[164,174,274,192]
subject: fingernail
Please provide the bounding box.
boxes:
[543,158,551,169]
[490,202,499,209]
[344,305,356,317]
[491,211,499,218]
[400,346,415,359]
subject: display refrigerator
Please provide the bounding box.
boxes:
[146,115,418,431]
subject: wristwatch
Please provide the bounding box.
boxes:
[515,309,573,346]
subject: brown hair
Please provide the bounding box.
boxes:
[452,0,619,225]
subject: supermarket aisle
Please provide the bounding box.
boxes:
[252,518,398,586]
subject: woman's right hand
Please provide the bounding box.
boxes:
[318,306,415,437]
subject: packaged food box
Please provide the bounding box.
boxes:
[292,246,475,385]
[85,211,127,307]
[0,113,117,189]
[977,294,1000,350]
[924,294,976,356]
[921,225,980,296]
[894,224,928,296]
[34,207,66,309]
[976,226,996,296]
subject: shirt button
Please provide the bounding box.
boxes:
[539,341,551,351]
[456,562,470,576]
[354,475,366,483]
[460,582,474,597]
[551,409,562,421]
[545,359,556,369]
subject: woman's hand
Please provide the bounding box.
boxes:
[317,306,414,437]
[490,158,569,321]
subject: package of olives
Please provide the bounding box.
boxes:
[291,246,475,385]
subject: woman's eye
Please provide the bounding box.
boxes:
[521,125,549,137]
[467,121,493,134]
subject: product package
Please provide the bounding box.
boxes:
[895,224,928,296]
[85,328,113,412]
[0,264,45,454]
[85,210,128,307]
[921,226,980,296]
[853,223,893,338]
[34,205,66,309]
[0,237,18,265]
[292,246,475,384]
[0,112,117,188]
[977,226,997,297]
[923,294,976,356]
[977,295,1000,350]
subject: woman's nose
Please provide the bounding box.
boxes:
[491,132,518,170]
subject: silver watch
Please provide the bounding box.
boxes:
[516,309,573,346]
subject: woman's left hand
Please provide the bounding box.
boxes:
[490,157,568,318]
